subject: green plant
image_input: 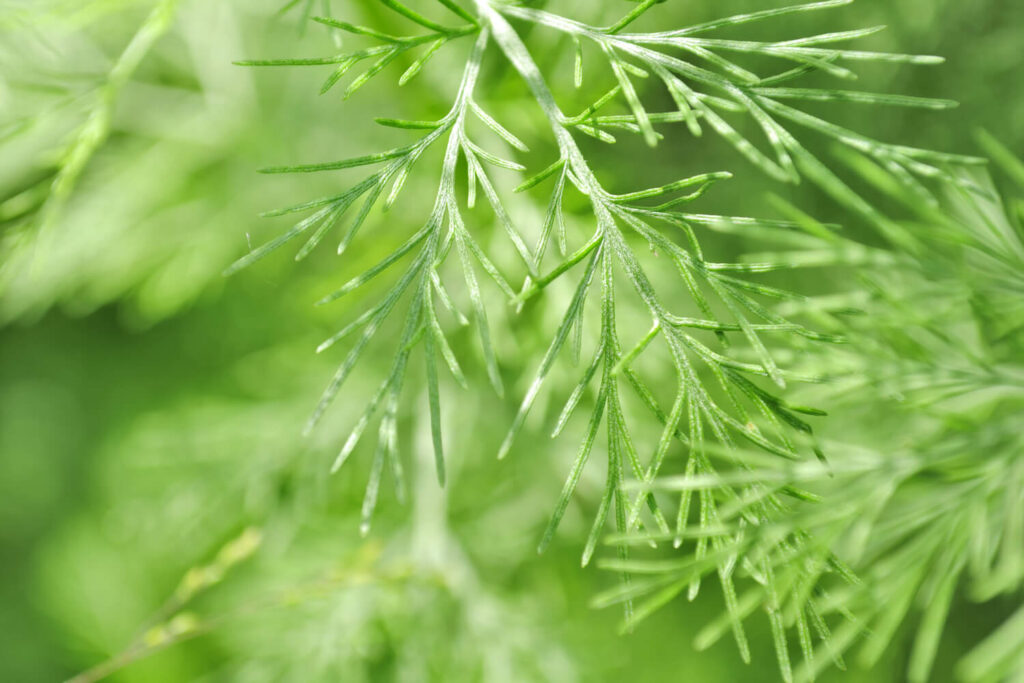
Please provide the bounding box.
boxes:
[232,0,977,549]
[231,0,985,637]
[0,0,253,325]
[0,0,178,243]
[4,1,1021,682]
[610,139,1024,682]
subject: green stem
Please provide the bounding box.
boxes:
[606,0,662,35]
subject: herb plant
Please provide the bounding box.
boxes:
[232,0,971,542]
[1,1,1021,682]
[230,0,987,664]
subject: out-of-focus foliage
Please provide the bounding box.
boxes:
[0,1,1021,682]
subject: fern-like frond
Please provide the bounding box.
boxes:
[230,1,962,630]
[498,0,986,249]
[610,138,1024,682]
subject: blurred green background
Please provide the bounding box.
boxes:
[1,1,1021,681]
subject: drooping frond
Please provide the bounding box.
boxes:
[229,2,969,665]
